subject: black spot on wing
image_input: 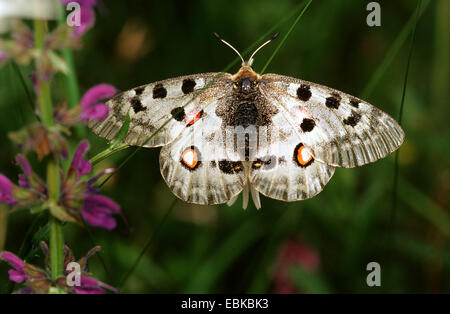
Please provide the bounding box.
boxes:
[131,97,146,113]
[325,95,340,109]
[296,84,312,101]
[252,155,277,170]
[218,160,243,174]
[278,156,286,164]
[182,78,196,94]
[170,107,185,121]
[134,87,145,95]
[343,110,362,127]
[153,84,167,99]
[300,118,315,132]
[350,98,360,108]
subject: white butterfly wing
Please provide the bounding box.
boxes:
[159,98,246,205]
[88,73,231,147]
[260,74,404,168]
[248,117,335,201]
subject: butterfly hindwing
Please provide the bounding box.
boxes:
[248,115,335,201]
[159,98,246,205]
[260,74,405,168]
[88,73,231,147]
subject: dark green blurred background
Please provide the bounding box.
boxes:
[0,0,449,293]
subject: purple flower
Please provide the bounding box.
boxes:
[81,194,120,230]
[15,154,46,194]
[0,50,7,63]
[1,243,118,294]
[61,140,120,230]
[30,72,38,93]
[61,0,97,39]
[80,84,116,121]
[61,0,97,7]
[70,140,92,179]
[16,154,32,188]
[0,174,18,205]
[0,252,27,283]
[74,276,119,294]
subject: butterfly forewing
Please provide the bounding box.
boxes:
[88,73,232,148]
[260,74,404,168]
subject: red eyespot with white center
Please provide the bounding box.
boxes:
[293,143,314,167]
[180,146,202,170]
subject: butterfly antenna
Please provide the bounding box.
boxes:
[248,32,279,66]
[213,32,245,66]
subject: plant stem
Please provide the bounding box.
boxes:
[57,4,80,107]
[0,205,7,252]
[34,19,64,281]
[90,143,129,166]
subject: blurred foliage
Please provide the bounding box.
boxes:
[0,0,449,293]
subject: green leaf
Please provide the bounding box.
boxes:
[111,114,130,148]
[48,51,70,75]
[47,200,77,224]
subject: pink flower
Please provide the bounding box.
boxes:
[0,252,27,283]
[273,239,320,294]
[61,0,97,7]
[61,0,97,38]
[14,154,46,194]
[73,276,119,294]
[30,72,38,93]
[70,140,92,179]
[80,84,116,121]
[0,50,7,63]
[1,243,118,294]
[16,154,32,188]
[81,194,120,230]
[62,140,120,230]
[0,174,18,205]
[0,155,45,207]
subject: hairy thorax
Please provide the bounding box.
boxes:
[216,66,278,128]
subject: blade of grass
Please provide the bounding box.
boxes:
[80,218,110,275]
[389,0,422,246]
[260,0,313,74]
[6,212,48,293]
[398,177,450,238]
[11,61,38,121]
[90,114,131,166]
[361,0,430,98]
[118,198,177,289]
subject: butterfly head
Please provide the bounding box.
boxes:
[232,66,260,94]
